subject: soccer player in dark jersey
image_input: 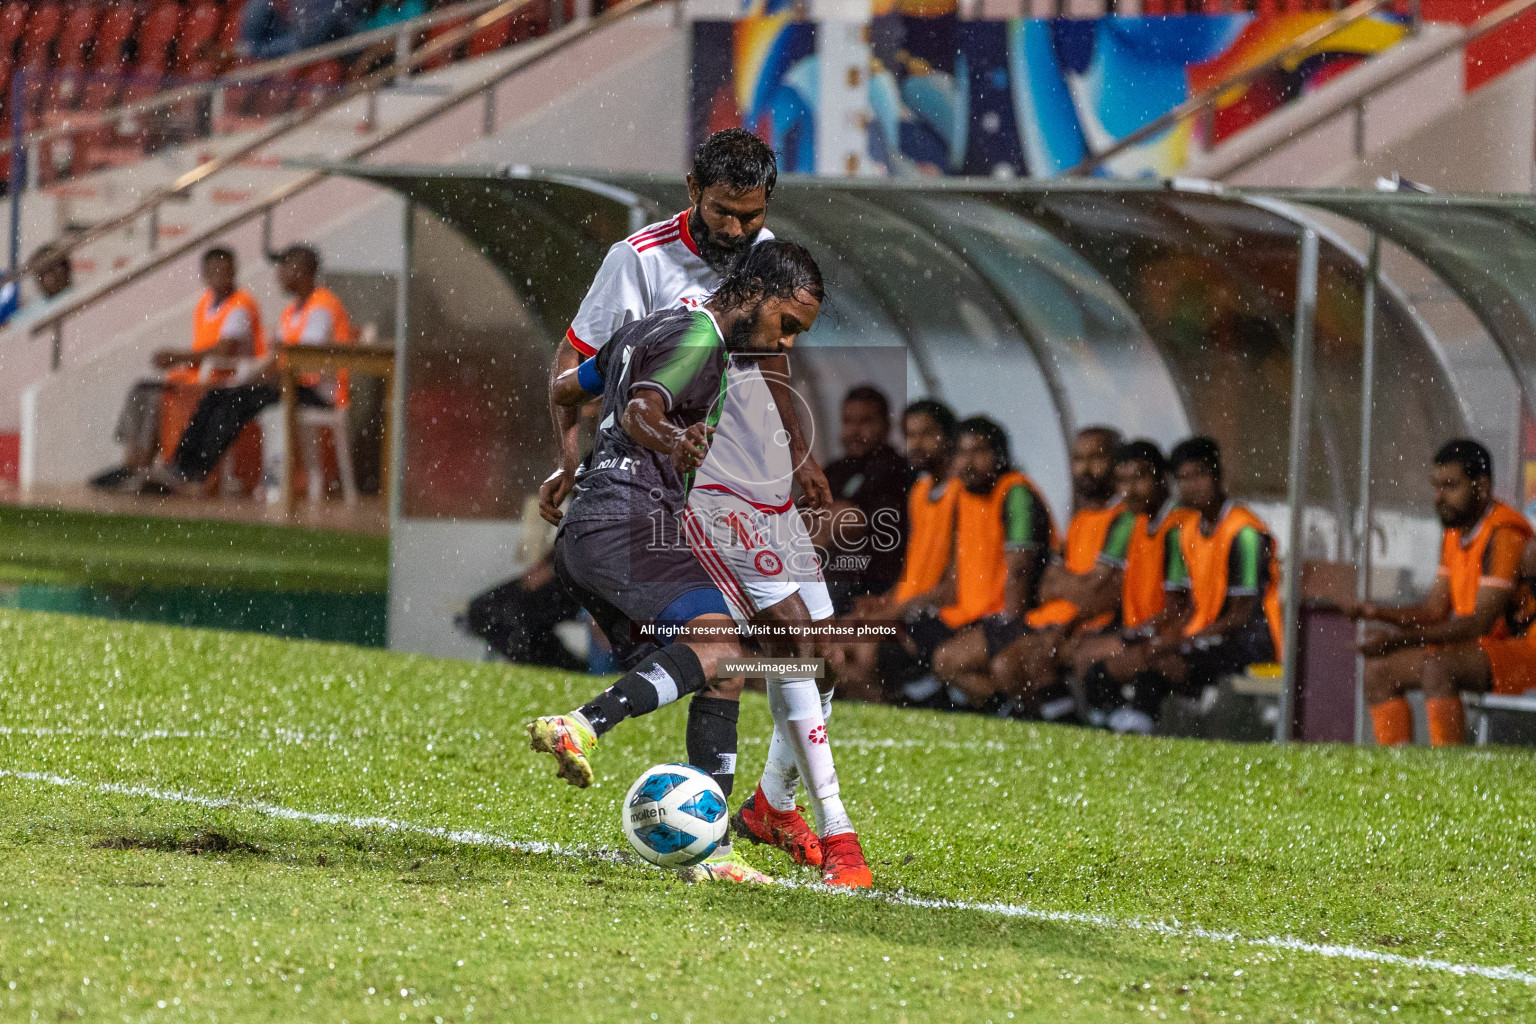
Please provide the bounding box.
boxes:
[526,241,871,887]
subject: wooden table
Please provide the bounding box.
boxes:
[277,344,397,513]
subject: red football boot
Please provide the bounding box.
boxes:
[730,786,823,867]
[820,832,873,889]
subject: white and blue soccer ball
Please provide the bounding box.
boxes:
[621,763,728,868]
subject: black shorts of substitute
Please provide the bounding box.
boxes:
[878,611,1028,694]
[1181,616,1277,691]
[553,518,722,662]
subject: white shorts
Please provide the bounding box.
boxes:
[682,487,833,623]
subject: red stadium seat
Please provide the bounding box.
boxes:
[135,3,183,75]
[176,2,224,74]
[467,16,514,58]
[54,3,97,71]
[417,19,469,71]
[91,2,137,72]
[295,58,343,107]
[17,3,63,69]
[0,3,27,60]
[218,2,243,54]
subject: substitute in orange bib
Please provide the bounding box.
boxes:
[1343,439,1534,747]
[1071,440,1198,725]
[1110,437,1282,735]
[96,248,268,486]
[134,244,354,494]
[923,417,1056,709]
[990,426,1133,717]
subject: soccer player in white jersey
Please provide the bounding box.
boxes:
[539,129,871,888]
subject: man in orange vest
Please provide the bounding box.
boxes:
[134,244,354,493]
[922,417,1055,708]
[1342,439,1534,746]
[95,248,267,487]
[1111,437,1282,735]
[990,426,1134,716]
[832,399,960,702]
[1070,440,1198,724]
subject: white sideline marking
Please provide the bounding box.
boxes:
[3,768,1533,986]
[0,725,205,741]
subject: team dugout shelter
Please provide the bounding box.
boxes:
[313,161,1536,744]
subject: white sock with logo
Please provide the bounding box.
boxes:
[766,676,853,838]
[760,682,835,812]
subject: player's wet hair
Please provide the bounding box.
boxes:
[957,415,1012,473]
[1434,438,1493,483]
[712,239,823,308]
[202,246,234,265]
[277,243,319,275]
[1115,439,1167,479]
[1169,436,1222,479]
[844,385,890,423]
[904,399,957,440]
[692,128,778,199]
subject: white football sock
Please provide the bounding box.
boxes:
[760,723,799,812]
[759,683,838,812]
[767,676,854,838]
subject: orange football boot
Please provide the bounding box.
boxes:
[731,786,823,867]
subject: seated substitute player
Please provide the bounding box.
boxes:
[1110,437,1282,735]
[130,244,354,494]
[1070,440,1197,725]
[1341,439,1534,747]
[527,241,873,888]
[990,426,1133,716]
[96,247,267,487]
[832,399,960,703]
[924,418,1056,709]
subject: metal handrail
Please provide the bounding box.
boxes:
[30,0,660,346]
[0,0,514,163]
[1063,0,1407,177]
[1208,0,1536,178]
[19,0,561,284]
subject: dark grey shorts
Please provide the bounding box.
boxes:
[554,518,722,653]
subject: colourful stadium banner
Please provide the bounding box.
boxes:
[691,9,1407,178]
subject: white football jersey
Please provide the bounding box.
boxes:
[567,210,793,508]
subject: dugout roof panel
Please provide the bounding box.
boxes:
[316,163,1519,519]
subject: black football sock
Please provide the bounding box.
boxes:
[686,695,740,798]
[576,645,707,738]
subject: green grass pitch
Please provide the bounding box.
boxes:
[0,608,1533,1022]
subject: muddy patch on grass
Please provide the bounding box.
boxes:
[95,829,266,857]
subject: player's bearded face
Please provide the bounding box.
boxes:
[723,299,768,351]
[692,208,761,273]
[1432,465,1483,528]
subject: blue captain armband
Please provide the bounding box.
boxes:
[576,356,605,395]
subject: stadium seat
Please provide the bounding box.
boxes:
[17,3,63,70]
[135,3,183,77]
[296,59,345,107]
[418,19,469,71]
[44,2,98,113]
[176,2,226,75]
[79,3,139,111]
[0,3,29,60]
[54,3,95,70]
[467,17,514,58]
